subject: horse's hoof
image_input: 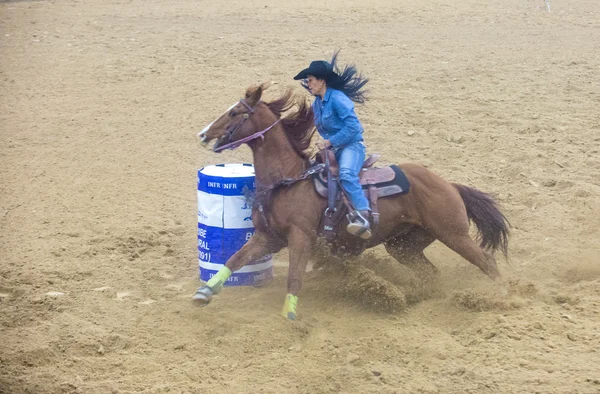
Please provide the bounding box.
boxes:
[191,286,213,304]
[281,309,296,320]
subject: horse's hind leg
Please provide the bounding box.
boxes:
[434,230,500,280]
[384,226,438,279]
[419,191,501,280]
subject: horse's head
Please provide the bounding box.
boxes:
[198,82,272,152]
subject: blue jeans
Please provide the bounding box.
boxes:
[335,142,370,211]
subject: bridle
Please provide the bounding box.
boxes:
[212,99,281,152]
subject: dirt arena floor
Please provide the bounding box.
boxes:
[1,0,599,392]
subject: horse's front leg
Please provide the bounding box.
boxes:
[192,231,274,304]
[282,227,315,320]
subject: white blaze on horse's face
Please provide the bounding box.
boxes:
[197,103,237,144]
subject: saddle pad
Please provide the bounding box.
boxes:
[360,166,395,185]
[362,165,410,193]
[313,165,410,198]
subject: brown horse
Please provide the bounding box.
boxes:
[194,83,510,320]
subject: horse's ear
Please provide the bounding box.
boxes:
[245,84,263,107]
[245,81,270,99]
[259,81,271,91]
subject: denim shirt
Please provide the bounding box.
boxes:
[313,88,364,148]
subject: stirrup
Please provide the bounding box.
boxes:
[346,211,372,240]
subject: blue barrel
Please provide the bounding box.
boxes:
[197,163,273,286]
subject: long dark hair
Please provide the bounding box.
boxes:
[300,50,369,104]
[326,50,369,104]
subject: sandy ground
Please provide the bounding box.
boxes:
[1,0,599,392]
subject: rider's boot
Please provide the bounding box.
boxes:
[346,209,372,240]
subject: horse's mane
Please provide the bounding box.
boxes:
[266,90,315,160]
[251,91,316,222]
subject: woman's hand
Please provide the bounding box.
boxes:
[317,139,332,150]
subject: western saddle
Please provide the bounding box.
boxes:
[313,149,410,241]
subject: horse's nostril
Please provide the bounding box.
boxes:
[197,130,208,141]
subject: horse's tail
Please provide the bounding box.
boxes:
[452,183,510,257]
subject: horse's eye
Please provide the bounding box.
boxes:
[229,111,237,117]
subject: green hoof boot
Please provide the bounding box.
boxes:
[281,294,298,320]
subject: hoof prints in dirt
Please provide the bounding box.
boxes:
[82,229,184,261]
[451,280,541,312]
[451,289,522,312]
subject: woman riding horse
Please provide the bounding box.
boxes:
[294,52,372,239]
[193,78,509,321]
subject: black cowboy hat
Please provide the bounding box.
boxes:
[293,60,336,80]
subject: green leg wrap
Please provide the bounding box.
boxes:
[281,294,298,320]
[205,266,232,294]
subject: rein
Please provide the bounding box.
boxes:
[254,163,325,199]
